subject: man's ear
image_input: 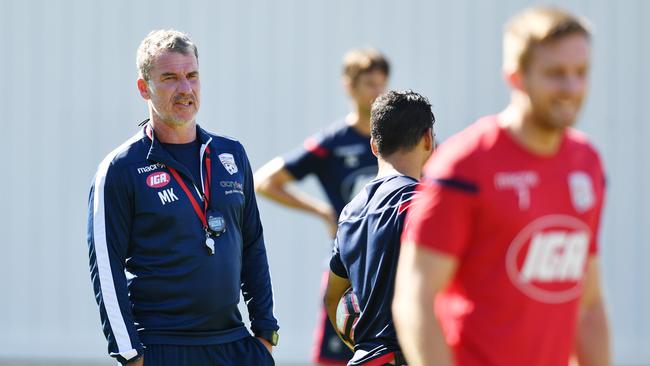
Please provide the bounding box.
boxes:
[425,128,435,152]
[370,137,379,158]
[504,68,526,93]
[342,75,355,97]
[137,78,151,100]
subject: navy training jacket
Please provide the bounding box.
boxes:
[87,124,278,365]
[330,175,418,365]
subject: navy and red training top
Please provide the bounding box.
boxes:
[330,174,419,365]
[283,120,377,217]
[87,124,278,365]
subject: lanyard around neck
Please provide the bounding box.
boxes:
[168,157,211,229]
[146,125,212,230]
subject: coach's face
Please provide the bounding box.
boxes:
[522,33,590,131]
[138,50,201,127]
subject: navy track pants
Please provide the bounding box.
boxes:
[142,336,274,366]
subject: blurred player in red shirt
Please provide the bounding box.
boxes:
[393,6,611,366]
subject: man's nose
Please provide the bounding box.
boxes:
[177,77,192,93]
[562,73,586,95]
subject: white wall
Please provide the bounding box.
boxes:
[0,0,647,364]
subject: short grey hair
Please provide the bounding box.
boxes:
[136,29,198,80]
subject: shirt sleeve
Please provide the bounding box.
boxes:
[329,237,348,278]
[87,161,143,365]
[402,153,479,258]
[239,145,280,335]
[282,134,329,180]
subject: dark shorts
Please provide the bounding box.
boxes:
[354,351,407,366]
[143,336,274,366]
[312,271,354,365]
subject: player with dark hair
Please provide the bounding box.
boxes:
[324,90,435,366]
[255,49,390,364]
[393,6,611,366]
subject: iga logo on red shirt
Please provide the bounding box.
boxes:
[506,215,591,304]
[146,172,171,188]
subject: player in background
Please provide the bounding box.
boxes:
[392,6,610,366]
[255,49,389,365]
[325,90,435,366]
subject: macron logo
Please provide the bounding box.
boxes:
[494,171,539,210]
[137,163,165,174]
[158,188,179,205]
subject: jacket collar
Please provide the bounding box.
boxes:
[143,122,213,184]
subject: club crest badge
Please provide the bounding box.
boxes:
[219,153,238,175]
[568,171,594,213]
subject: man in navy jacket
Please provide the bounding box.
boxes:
[87,29,279,366]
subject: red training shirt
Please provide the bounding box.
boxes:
[403,116,606,366]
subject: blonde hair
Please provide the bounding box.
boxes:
[137,29,198,80]
[342,48,390,84]
[503,6,590,72]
